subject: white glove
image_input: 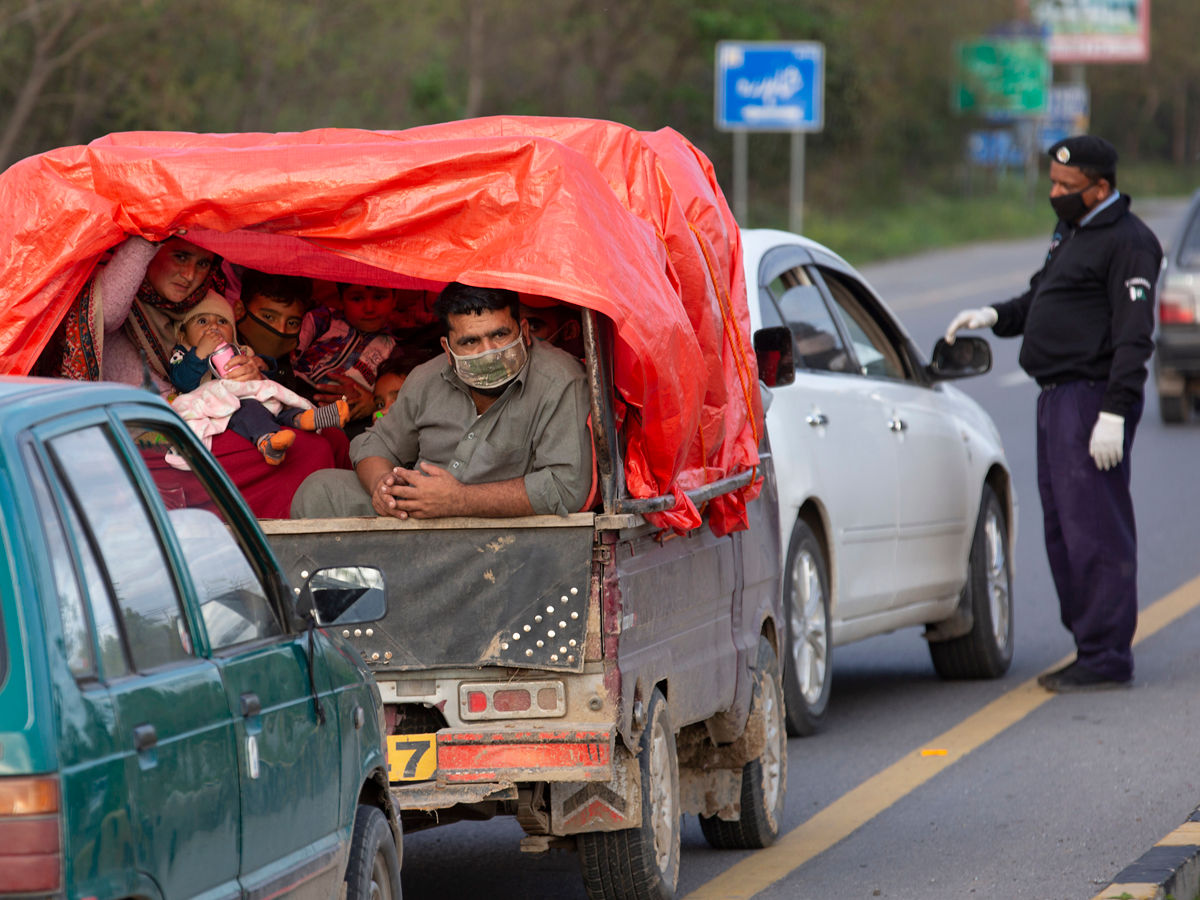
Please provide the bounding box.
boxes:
[1088,412,1125,470]
[944,307,998,344]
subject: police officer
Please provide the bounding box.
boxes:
[945,135,1161,692]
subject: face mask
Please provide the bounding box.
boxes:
[448,334,528,390]
[237,310,299,359]
[1049,182,1095,223]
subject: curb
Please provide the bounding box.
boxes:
[1090,805,1200,900]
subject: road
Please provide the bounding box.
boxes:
[401,197,1200,900]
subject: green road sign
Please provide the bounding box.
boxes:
[955,38,1049,117]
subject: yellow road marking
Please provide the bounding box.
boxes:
[686,575,1200,900]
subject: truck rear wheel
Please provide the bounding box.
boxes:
[578,688,679,900]
[699,636,787,849]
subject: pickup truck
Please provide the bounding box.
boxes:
[0,378,401,900]
[3,117,786,900]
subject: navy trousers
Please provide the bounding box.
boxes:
[1036,380,1142,681]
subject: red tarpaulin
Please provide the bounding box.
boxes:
[0,117,762,534]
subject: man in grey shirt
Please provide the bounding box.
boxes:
[290,282,592,519]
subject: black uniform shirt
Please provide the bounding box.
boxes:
[992,193,1162,416]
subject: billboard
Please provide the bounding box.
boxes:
[1030,0,1150,63]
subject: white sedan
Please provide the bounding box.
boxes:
[741,229,1016,736]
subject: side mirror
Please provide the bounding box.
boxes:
[927,336,992,381]
[300,565,387,625]
[754,326,795,387]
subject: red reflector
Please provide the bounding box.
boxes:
[493,689,532,712]
[0,817,59,854]
[467,691,487,713]
[0,815,62,892]
[0,853,62,892]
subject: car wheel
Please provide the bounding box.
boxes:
[929,485,1013,679]
[345,804,402,900]
[578,688,679,900]
[699,635,787,849]
[1159,392,1187,424]
[781,519,831,737]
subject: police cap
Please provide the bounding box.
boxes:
[1048,135,1118,171]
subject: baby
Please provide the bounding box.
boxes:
[168,291,348,465]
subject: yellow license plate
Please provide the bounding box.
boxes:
[387,733,437,782]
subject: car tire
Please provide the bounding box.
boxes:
[578,688,679,900]
[781,519,831,737]
[1159,392,1187,424]
[929,485,1013,679]
[345,804,402,900]
[699,636,787,850]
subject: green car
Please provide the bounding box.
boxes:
[0,378,401,899]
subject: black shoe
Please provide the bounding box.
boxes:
[1039,661,1131,693]
[1036,659,1076,688]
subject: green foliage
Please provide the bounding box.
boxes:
[1,0,1197,253]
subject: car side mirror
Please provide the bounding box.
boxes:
[927,336,992,381]
[754,326,795,387]
[299,565,387,625]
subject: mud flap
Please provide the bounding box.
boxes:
[550,748,641,834]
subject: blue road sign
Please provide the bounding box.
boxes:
[716,41,825,132]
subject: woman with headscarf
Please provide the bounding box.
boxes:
[37,234,348,518]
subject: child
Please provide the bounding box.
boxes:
[291,283,397,423]
[235,269,312,393]
[371,357,409,420]
[168,291,348,465]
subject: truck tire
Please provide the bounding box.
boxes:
[781,519,831,737]
[578,688,679,900]
[929,485,1013,679]
[699,636,787,849]
[345,804,402,900]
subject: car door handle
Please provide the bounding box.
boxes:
[888,417,907,432]
[806,412,829,427]
[240,692,262,718]
[133,723,157,751]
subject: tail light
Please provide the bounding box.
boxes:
[0,776,62,893]
[459,681,565,720]
[1159,286,1197,324]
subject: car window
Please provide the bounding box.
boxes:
[24,445,95,680]
[1179,208,1200,267]
[130,424,284,650]
[46,427,192,672]
[816,267,909,380]
[47,425,194,671]
[767,268,853,373]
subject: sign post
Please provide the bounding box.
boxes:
[716,41,825,233]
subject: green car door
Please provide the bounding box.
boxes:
[36,419,243,900]
[131,421,346,899]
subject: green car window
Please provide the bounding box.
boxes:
[48,426,193,671]
[129,425,284,650]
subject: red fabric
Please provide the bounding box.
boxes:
[208,430,338,520]
[0,117,762,534]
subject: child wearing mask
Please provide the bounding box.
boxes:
[235,269,311,393]
[168,291,349,465]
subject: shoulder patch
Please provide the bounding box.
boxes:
[1124,276,1152,302]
